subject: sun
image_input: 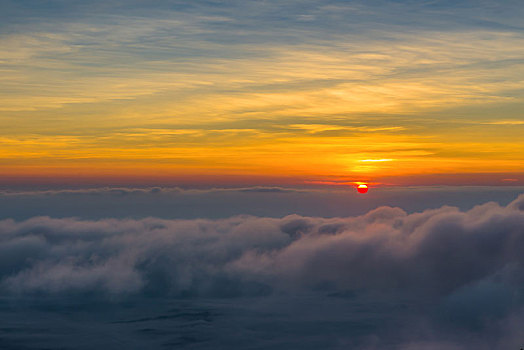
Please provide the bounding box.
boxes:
[357,184,368,194]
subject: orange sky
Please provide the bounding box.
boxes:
[1,2,523,187]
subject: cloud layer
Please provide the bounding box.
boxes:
[2,193,524,296]
[1,185,523,221]
[1,193,524,348]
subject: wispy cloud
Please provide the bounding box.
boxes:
[0,0,523,181]
[481,120,524,125]
[358,159,394,162]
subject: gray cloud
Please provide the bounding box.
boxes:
[0,193,522,295]
[1,194,524,348]
[1,185,523,221]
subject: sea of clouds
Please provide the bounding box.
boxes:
[0,193,523,349]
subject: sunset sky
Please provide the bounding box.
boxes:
[2,2,524,349]
[1,0,523,187]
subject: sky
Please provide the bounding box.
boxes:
[1,0,524,187]
[1,1,524,349]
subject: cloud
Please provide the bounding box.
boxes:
[1,1,524,181]
[1,193,524,348]
[1,185,523,222]
[1,194,523,298]
[0,186,299,197]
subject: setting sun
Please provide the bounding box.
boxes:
[357,184,369,194]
